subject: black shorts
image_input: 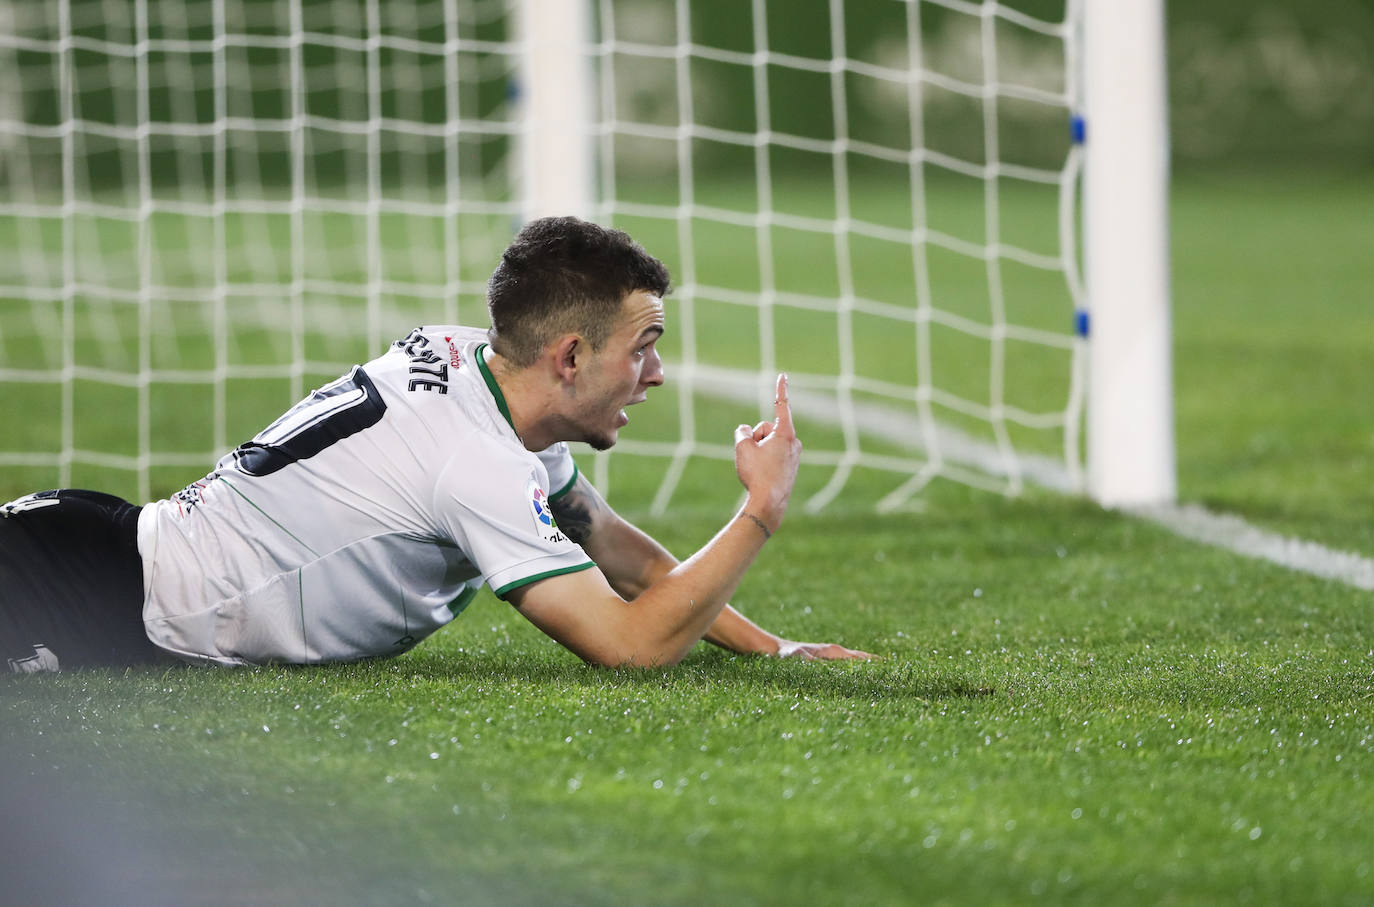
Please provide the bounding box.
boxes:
[1,489,171,672]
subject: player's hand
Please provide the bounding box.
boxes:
[774,639,876,661]
[733,373,802,531]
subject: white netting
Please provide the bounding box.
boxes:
[0,0,1083,511]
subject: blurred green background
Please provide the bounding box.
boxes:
[1,0,1371,527]
[5,0,1371,189]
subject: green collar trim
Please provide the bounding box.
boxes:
[474,343,516,432]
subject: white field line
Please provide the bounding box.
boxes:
[688,365,1374,592]
[1128,504,1374,591]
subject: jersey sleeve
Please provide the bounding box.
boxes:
[432,437,595,599]
[535,442,580,501]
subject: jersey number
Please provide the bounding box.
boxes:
[230,367,388,477]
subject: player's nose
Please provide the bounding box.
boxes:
[643,348,665,387]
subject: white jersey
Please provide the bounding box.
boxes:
[137,326,594,666]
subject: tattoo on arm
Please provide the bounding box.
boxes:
[549,477,604,546]
[740,512,772,540]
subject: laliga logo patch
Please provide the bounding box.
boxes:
[529,480,567,544]
[533,487,556,527]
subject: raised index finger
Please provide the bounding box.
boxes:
[773,372,794,436]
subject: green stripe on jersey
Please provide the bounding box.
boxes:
[474,343,515,431]
[493,561,597,600]
[218,476,320,557]
[298,568,309,662]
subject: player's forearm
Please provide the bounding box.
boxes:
[594,507,783,655]
[550,475,672,599]
[623,548,780,654]
[616,501,777,665]
[549,477,780,658]
[702,607,782,654]
[595,522,674,600]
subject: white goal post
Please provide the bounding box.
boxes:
[1080,0,1175,506]
[514,0,1176,509]
[0,0,1173,510]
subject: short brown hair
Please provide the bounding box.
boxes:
[486,217,671,367]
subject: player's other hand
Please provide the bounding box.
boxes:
[733,373,802,531]
[774,639,877,661]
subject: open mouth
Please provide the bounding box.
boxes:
[618,394,647,428]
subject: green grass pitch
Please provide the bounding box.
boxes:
[3,168,1374,904]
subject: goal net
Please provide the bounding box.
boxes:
[0,0,1093,513]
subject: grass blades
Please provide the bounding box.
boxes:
[4,490,1373,904]
[3,169,1374,904]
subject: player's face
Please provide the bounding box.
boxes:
[575,290,665,450]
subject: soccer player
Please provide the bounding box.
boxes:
[1,217,871,673]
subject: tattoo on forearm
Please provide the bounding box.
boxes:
[550,483,600,545]
[741,512,772,540]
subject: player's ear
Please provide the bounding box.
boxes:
[550,334,583,385]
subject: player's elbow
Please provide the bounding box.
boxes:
[619,647,688,669]
[556,592,697,668]
[577,628,690,669]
